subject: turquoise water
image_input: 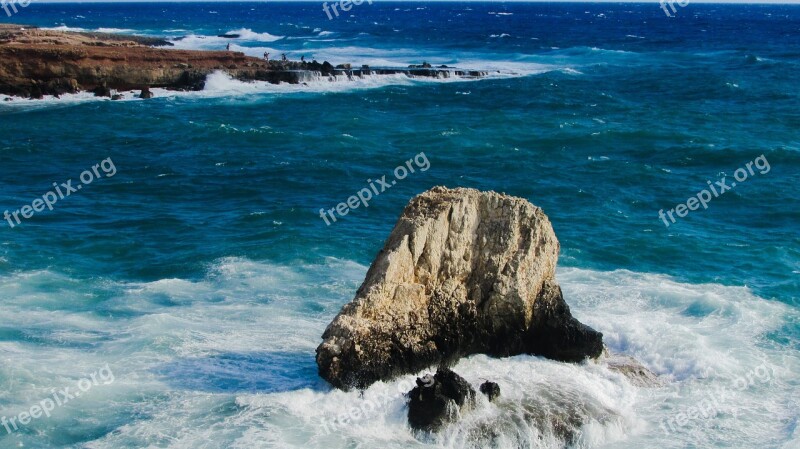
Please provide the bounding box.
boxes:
[0,2,798,448]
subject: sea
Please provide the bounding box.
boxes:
[0,2,798,448]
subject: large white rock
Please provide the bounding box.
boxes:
[317,187,603,390]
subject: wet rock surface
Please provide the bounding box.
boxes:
[407,368,476,432]
[479,381,501,402]
[604,351,661,387]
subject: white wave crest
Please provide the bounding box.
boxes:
[2,261,796,448]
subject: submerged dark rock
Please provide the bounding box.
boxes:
[479,381,501,402]
[407,368,476,432]
[316,187,603,390]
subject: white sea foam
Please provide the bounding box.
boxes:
[95,28,136,34]
[163,33,568,78]
[199,69,524,97]
[0,88,183,109]
[0,64,532,109]
[42,25,88,32]
[1,259,796,448]
[224,28,284,42]
[169,28,283,51]
[41,26,135,34]
[198,71,426,98]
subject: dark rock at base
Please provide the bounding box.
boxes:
[111,94,123,100]
[93,83,111,97]
[479,381,500,402]
[524,282,605,363]
[408,368,476,432]
[139,87,154,99]
[43,78,79,96]
[29,84,43,99]
[177,71,206,90]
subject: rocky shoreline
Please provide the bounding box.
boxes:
[0,24,489,99]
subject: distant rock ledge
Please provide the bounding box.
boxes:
[0,24,489,99]
[316,187,604,390]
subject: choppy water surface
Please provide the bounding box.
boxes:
[1,2,798,448]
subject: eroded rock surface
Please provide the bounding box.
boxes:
[317,187,603,390]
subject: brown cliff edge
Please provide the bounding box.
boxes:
[0,24,489,99]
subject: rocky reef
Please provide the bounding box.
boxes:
[0,24,489,99]
[316,187,603,390]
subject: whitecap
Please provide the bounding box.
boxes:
[4,260,792,448]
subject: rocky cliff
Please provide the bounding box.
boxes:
[0,25,489,99]
[316,187,603,390]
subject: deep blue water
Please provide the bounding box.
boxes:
[0,3,798,448]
